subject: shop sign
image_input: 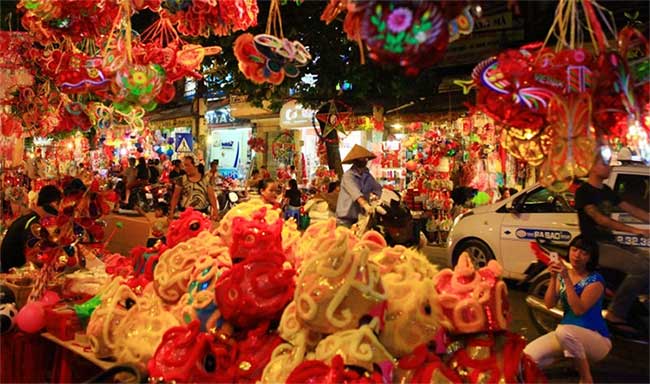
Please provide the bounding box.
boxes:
[220,140,235,150]
[206,107,236,125]
[175,132,193,153]
[280,100,316,130]
[149,117,193,130]
[438,10,524,67]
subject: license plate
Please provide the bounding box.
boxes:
[615,235,649,247]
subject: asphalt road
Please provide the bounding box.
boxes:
[103,215,649,383]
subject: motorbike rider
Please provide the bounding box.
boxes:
[336,145,382,228]
[524,239,611,384]
[574,147,650,334]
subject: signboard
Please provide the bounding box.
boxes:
[438,10,525,67]
[280,100,316,130]
[149,117,193,130]
[206,107,238,126]
[175,132,193,153]
[515,228,572,241]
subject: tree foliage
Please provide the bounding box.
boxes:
[204,2,443,112]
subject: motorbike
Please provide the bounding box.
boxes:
[524,238,649,344]
[217,188,247,216]
[355,188,425,249]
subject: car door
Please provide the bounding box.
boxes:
[609,171,650,248]
[499,186,581,278]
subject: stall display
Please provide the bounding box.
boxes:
[1,200,544,382]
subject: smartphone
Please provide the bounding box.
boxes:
[549,252,559,264]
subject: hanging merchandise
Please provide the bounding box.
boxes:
[234,0,311,85]
[465,0,639,190]
[0,32,35,105]
[320,0,467,75]
[136,14,223,104]
[161,0,259,38]
[17,0,119,45]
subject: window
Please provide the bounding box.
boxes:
[613,173,650,212]
[520,187,575,213]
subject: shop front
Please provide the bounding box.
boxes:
[206,106,253,180]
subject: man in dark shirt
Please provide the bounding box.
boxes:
[168,159,185,181]
[1,185,62,272]
[575,152,650,332]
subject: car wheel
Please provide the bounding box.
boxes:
[453,239,495,268]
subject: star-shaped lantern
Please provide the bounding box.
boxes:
[316,100,353,137]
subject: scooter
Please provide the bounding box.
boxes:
[524,238,649,344]
[355,189,425,249]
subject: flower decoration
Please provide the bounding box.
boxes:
[111,64,166,113]
[361,1,450,75]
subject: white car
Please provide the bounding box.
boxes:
[447,162,650,280]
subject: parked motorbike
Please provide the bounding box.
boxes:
[217,188,246,216]
[356,189,425,249]
[524,238,649,344]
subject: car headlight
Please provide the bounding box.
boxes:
[452,210,473,228]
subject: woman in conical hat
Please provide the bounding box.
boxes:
[336,145,382,227]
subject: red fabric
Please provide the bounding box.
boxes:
[0,331,102,383]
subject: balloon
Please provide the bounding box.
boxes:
[0,303,17,334]
[40,291,60,307]
[137,147,144,153]
[166,149,174,156]
[167,137,175,145]
[0,285,16,305]
[15,302,46,333]
[135,142,142,149]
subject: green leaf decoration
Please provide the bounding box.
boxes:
[378,21,386,32]
[375,4,382,16]
[405,35,418,45]
[396,31,406,42]
[371,15,380,27]
[116,221,124,229]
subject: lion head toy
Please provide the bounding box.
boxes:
[166,208,212,248]
[294,226,386,334]
[369,246,443,357]
[180,240,231,332]
[112,285,180,369]
[432,252,510,334]
[154,231,227,304]
[86,278,137,359]
[147,320,236,383]
[313,321,394,372]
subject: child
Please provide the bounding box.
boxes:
[146,203,169,248]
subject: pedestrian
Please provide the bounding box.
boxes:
[258,178,281,209]
[336,145,382,227]
[168,156,219,221]
[524,239,611,384]
[283,179,302,221]
[260,165,271,179]
[208,160,220,186]
[575,148,650,333]
[247,169,262,190]
[1,185,63,272]
[148,159,160,184]
[168,159,185,182]
[121,157,137,204]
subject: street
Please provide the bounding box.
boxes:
[103,214,649,383]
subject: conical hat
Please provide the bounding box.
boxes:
[342,145,377,164]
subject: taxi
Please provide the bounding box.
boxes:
[447,160,649,280]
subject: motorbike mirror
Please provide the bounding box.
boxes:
[228,191,239,203]
[507,194,525,214]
